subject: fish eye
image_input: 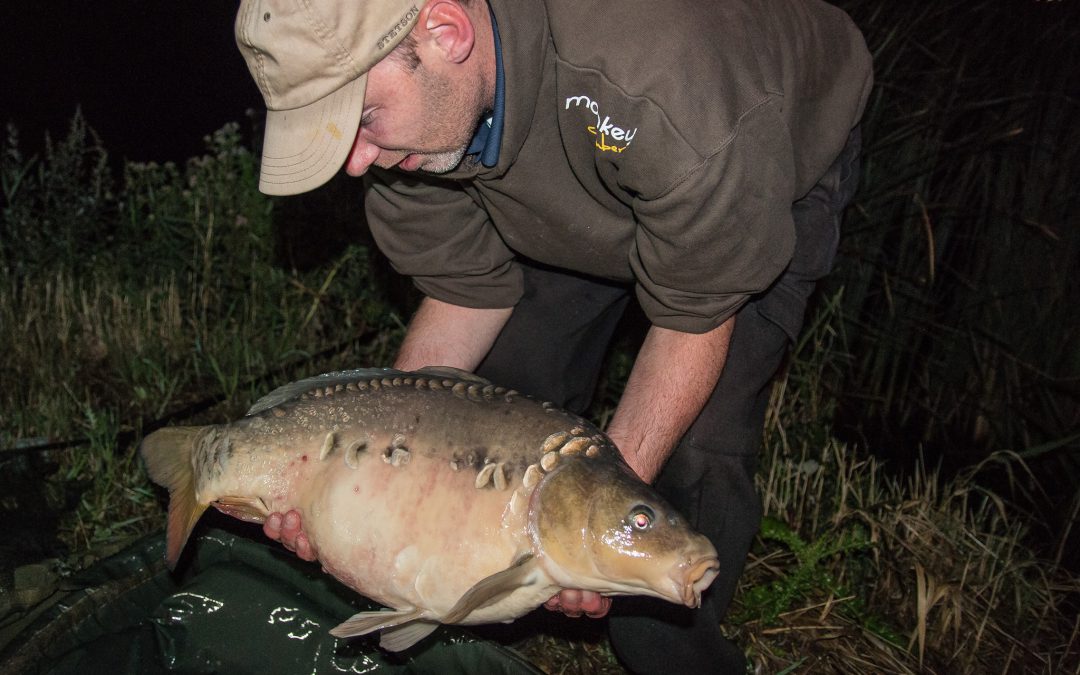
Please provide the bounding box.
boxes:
[629,505,655,531]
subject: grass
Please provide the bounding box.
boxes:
[827,0,1080,494]
[730,299,1079,673]
[2,0,1079,671]
[1,114,404,556]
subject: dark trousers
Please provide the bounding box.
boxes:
[475,129,861,674]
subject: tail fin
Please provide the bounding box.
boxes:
[139,426,209,570]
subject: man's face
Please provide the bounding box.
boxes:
[344,53,485,176]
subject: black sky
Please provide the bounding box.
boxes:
[1,1,263,164]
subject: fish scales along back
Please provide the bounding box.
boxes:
[247,370,605,469]
[199,369,610,510]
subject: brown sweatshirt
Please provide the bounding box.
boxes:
[364,0,873,334]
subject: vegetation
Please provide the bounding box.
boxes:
[1,0,1077,672]
[828,0,1080,530]
[0,115,404,555]
[733,304,1078,673]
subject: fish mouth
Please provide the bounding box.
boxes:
[681,557,720,608]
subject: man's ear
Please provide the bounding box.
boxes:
[416,0,476,64]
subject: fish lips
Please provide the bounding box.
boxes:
[679,556,721,608]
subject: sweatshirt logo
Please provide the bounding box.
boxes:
[565,95,637,154]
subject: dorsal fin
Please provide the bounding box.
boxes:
[246,368,404,415]
[246,367,493,416]
[415,366,491,384]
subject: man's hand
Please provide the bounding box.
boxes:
[543,589,612,619]
[263,510,318,562]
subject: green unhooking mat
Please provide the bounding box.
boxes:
[0,520,542,674]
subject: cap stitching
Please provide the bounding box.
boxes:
[253,49,276,106]
[298,0,359,77]
[238,0,277,107]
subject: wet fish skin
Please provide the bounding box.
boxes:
[139,367,719,651]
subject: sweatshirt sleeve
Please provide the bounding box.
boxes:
[629,101,797,333]
[363,169,523,309]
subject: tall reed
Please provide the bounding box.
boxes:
[830,0,1080,562]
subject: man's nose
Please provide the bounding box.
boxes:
[345,130,380,177]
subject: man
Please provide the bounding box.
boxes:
[236,0,871,671]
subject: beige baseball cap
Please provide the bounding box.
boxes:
[235,0,423,195]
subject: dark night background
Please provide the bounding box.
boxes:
[1,1,262,165]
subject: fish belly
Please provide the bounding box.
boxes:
[286,445,530,618]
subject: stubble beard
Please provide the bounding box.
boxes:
[411,65,488,174]
[416,146,469,174]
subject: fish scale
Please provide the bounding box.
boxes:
[140,366,719,651]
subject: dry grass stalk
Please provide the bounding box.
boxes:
[742,425,1079,674]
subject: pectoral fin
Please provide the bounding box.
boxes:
[442,553,538,624]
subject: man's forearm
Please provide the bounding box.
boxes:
[394,296,514,372]
[605,316,735,483]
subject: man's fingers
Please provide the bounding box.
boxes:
[559,589,583,611]
[293,531,318,562]
[585,595,612,618]
[542,589,611,619]
[574,590,607,615]
[281,510,302,543]
[262,510,317,560]
[263,512,284,541]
